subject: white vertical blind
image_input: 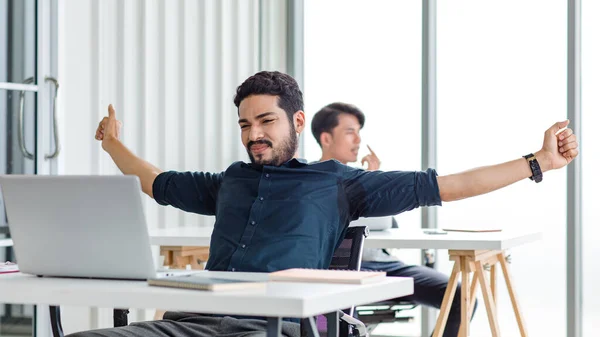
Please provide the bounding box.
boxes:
[58,0,287,229]
[56,0,288,333]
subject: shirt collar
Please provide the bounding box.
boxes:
[242,158,308,170]
[284,158,308,168]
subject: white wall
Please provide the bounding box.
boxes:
[56,0,288,333]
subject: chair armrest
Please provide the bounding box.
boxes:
[338,310,368,337]
[114,309,129,327]
[49,306,64,337]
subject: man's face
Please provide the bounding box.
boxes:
[238,95,302,166]
[326,113,362,164]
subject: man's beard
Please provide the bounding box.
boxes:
[246,127,297,167]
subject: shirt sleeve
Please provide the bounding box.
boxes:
[152,171,224,215]
[342,168,442,219]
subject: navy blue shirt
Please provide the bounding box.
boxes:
[152,159,442,273]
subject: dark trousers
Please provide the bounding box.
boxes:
[66,314,301,337]
[361,260,477,337]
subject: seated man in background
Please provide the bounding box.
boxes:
[77,71,578,337]
[311,102,474,336]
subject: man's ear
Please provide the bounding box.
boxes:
[320,132,332,148]
[293,110,305,134]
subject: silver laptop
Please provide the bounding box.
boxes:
[0,175,163,280]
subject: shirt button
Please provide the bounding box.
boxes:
[259,197,264,201]
[265,173,270,178]
[241,244,246,248]
[251,221,256,225]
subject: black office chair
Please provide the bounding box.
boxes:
[50,226,371,337]
[354,220,433,331]
[302,225,370,337]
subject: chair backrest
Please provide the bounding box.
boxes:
[309,225,369,336]
[329,226,369,272]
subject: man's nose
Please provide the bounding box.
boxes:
[249,126,264,141]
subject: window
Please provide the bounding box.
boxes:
[304,1,422,333]
[304,0,422,224]
[0,0,54,335]
[438,0,566,335]
[582,0,599,334]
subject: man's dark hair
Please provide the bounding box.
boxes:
[311,102,365,147]
[233,71,304,124]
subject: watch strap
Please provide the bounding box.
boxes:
[523,153,543,183]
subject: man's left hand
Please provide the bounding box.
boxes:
[537,120,579,171]
[361,145,381,171]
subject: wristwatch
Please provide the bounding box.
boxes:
[523,153,543,183]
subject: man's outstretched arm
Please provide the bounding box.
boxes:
[437,120,578,202]
[95,104,162,198]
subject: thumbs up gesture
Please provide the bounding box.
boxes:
[95,104,123,151]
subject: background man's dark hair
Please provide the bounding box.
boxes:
[311,102,365,147]
[233,71,304,125]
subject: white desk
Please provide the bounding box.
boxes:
[150,227,212,247]
[0,238,13,247]
[149,227,540,337]
[364,228,542,250]
[149,227,542,251]
[365,229,540,337]
[0,271,413,337]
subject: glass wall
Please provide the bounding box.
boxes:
[0,0,37,335]
[307,1,589,335]
[437,0,566,335]
[582,0,599,335]
[304,0,422,334]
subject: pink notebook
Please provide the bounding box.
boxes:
[0,262,19,274]
[269,268,386,284]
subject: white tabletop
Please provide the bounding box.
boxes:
[150,227,213,246]
[0,238,13,247]
[150,226,541,251]
[364,229,542,250]
[0,271,413,318]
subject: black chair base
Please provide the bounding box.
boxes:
[355,300,417,326]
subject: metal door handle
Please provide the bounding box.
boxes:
[18,77,35,160]
[44,77,60,160]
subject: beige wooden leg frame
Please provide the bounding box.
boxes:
[432,251,528,337]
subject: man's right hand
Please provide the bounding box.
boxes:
[92,104,161,198]
[361,145,381,171]
[95,104,123,151]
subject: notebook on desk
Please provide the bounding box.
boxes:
[442,228,502,233]
[269,268,386,284]
[148,275,266,291]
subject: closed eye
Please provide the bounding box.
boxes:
[240,125,250,129]
[263,119,275,124]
